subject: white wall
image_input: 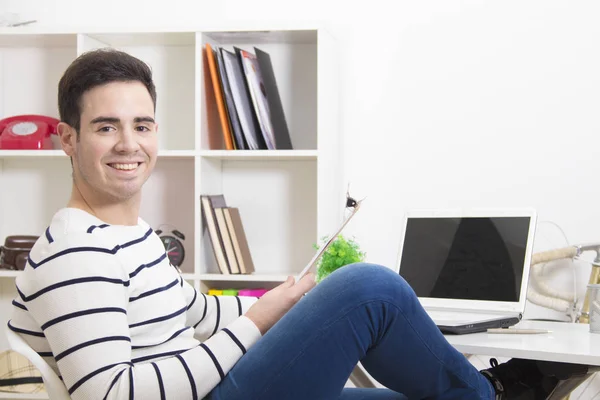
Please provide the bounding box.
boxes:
[4,0,600,393]
[5,0,600,255]
[5,0,600,312]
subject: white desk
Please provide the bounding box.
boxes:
[350,319,600,396]
[444,320,600,366]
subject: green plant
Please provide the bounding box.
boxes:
[314,234,366,283]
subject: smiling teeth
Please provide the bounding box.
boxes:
[112,163,138,170]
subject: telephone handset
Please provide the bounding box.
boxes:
[0,114,60,149]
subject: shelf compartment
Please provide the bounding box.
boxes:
[77,32,196,151]
[0,157,72,243]
[140,158,195,274]
[0,157,196,275]
[199,29,318,151]
[199,157,317,277]
[0,33,77,119]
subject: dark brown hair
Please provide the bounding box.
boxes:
[58,48,157,135]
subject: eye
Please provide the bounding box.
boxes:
[136,125,151,132]
[98,126,115,133]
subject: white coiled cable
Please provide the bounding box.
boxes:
[527,246,579,313]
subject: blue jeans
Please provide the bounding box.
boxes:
[207,263,494,400]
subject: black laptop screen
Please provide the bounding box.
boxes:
[398,216,531,302]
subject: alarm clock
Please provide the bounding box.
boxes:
[155,226,186,268]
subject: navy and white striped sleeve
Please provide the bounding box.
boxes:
[181,278,260,342]
[16,234,261,400]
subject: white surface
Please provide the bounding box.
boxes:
[198,273,288,282]
[445,320,600,366]
[0,393,48,399]
[199,149,317,160]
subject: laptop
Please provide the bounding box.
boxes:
[394,208,537,334]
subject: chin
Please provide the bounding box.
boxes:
[109,189,142,202]
[107,181,145,201]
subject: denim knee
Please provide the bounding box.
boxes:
[321,262,417,307]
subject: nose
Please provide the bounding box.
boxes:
[114,125,141,153]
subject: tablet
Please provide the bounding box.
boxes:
[295,199,363,282]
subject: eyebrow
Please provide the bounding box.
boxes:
[90,116,155,124]
[134,116,155,124]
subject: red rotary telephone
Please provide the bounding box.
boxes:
[0,115,60,150]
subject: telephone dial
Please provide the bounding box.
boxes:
[0,114,60,150]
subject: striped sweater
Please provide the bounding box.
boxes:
[8,207,261,399]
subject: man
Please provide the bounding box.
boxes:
[8,48,558,400]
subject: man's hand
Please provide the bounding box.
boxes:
[244,273,316,335]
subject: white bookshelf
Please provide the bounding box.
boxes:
[0,150,197,158]
[0,26,342,362]
[199,149,318,160]
[0,393,49,400]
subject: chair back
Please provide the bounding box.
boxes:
[5,326,70,399]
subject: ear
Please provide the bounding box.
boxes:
[57,122,76,157]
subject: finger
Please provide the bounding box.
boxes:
[300,272,316,284]
[273,276,294,292]
[294,273,316,295]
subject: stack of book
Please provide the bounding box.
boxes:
[201,194,255,275]
[205,43,294,150]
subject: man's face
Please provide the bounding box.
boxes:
[67,81,158,203]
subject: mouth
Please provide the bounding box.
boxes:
[107,162,142,172]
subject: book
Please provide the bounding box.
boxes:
[238,48,277,150]
[222,207,255,274]
[216,47,247,150]
[205,43,235,150]
[210,197,240,274]
[255,47,293,150]
[221,48,266,150]
[200,195,230,274]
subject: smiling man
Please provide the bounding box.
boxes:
[58,62,158,225]
[6,48,316,399]
[7,48,562,400]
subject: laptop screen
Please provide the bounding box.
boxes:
[398,216,531,302]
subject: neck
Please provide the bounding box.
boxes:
[68,182,141,226]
